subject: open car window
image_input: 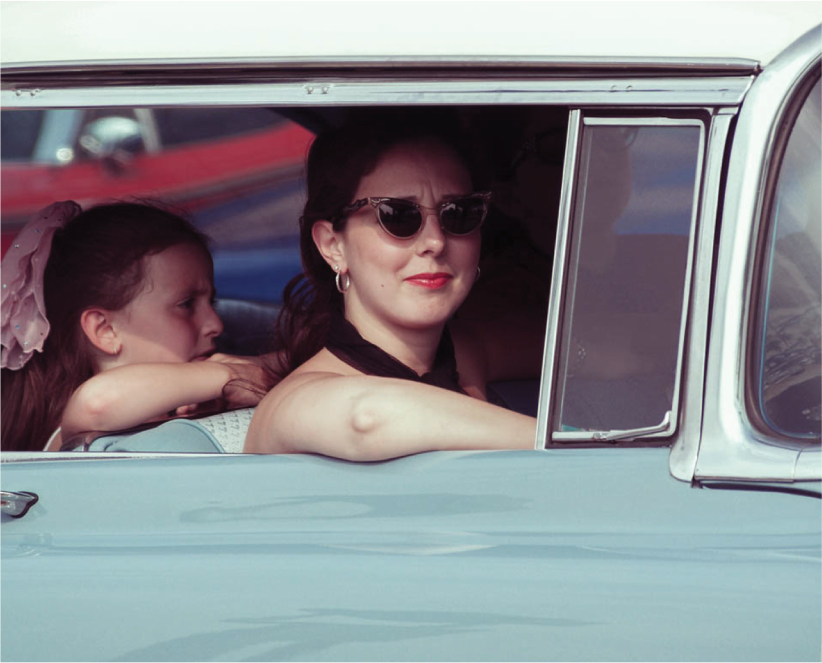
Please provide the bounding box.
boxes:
[1,104,567,453]
[0,100,725,455]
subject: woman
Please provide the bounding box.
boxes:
[245,115,539,459]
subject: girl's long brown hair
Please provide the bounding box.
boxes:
[1,202,210,451]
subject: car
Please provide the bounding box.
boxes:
[1,105,315,302]
[1,2,820,661]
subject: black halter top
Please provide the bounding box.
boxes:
[325,311,467,395]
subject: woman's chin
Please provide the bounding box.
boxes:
[391,302,464,331]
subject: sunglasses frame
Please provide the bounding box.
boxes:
[333,191,492,239]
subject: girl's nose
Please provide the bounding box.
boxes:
[203,303,224,338]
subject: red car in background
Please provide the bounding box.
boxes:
[1,108,315,301]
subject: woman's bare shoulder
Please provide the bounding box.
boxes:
[263,348,362,402]
[245,349,363,453]
[290,348,362,379]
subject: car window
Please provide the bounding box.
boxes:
[0,103,716,452]
[553,118,703,439]
[2,103,566,454]
[751,77,821,439]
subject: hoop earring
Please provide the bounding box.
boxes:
[335,270,350,294]
[475,266,481,283]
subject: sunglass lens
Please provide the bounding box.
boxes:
[441,197,488,235]
[376,201,423,238]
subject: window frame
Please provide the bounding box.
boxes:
[537,114,707,445]
[693,28,822,485]
[2,63,754,464]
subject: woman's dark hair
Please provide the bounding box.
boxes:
[274,109,484,377]
[1,202,210,451]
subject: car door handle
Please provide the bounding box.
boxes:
[1,491,39,518]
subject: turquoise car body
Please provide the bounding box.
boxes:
[3,450,820,661]
[2,3,821,661]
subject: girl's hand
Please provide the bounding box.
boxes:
[174,403,203,417]
[206,353,269,408]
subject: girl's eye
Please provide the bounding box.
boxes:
[178,298,195,310]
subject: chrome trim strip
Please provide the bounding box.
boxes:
[698,25,821,482]
[583,116,702,126]
[0,452,233,463]
[1,55,762,74]
[669,111,736,482]
[555,411,672,443]
[536,110,581,449]
[1,78,753,110]
[671,120,707,438]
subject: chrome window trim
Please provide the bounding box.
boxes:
[669,110,737,481]
[0,452,232,463]
[2,55,762,75]
[536,110,582,449]
[1,65,756,463]
[1,77,753,110]
[545,116,706,445]
[697,26,822,483]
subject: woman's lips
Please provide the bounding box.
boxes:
[405,273,453,289]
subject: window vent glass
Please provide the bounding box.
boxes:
[555,119,703,439]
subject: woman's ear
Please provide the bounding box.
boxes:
[79,308,121,357]
[312,221,346,272]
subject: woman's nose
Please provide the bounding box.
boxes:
[416,211,446,255]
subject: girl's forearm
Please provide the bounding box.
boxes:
[61,362,232,437]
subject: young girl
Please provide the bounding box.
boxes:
[1,201,267,452]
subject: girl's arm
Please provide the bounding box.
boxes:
[244,372,537,460]
[60,356,265,442]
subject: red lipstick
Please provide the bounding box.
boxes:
[405,273,453,289]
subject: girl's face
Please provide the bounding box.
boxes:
[337,140,481,336]
[108,242,223,367]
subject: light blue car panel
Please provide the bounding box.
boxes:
[3,449,820,661]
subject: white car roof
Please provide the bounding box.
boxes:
[2,0,820,69]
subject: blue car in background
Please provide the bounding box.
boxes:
[1,2,820,661]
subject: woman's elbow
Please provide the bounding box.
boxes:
[335,390,392,461]
[245,379,397,460]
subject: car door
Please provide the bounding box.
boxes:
[2,26,820,663]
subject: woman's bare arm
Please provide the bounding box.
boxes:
[244,371,537,460]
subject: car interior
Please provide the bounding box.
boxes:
[2,103,697,451]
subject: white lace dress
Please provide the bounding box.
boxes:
[195,407,256,453]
